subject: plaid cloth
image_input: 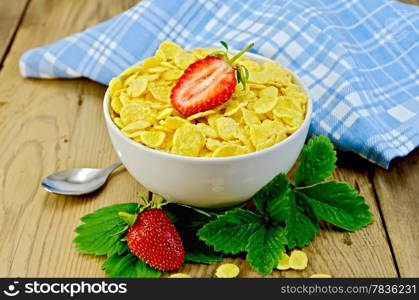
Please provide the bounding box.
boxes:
[20,0,419,168]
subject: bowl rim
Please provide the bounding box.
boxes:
[103,50,312,164]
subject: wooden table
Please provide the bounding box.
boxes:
[0,0,418,278]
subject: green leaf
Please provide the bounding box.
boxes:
[220,40,229,50]
[294,136,337,187]
[102,253,161,278]
[244,66,249,80]
[183,232,223,264]
[164,203,216,228]
[73,203,138,256]
[298,181,373,231]
[164,203,222,264]
[252,173,290,222]
[237,66,249,91]
[246,226,287,275]
[286,191,319,249]
[197,208,264,254]
[236,68,243,87]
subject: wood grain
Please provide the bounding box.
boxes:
[400,0,419,5]
[0,0,28,66]
[0,0,415,278]
[372,0,419,278]
[372,150,419,277]
[0,0,141,277]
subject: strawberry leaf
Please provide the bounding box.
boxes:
[164,203,222,264]
[237,65,249,91]
[197,208,264,254]
[246,226,287,275]
[294,135,337,187]
[183,230,223,264]
[74,203,139,257]
[286,191,319,249]
[297,181,373,231]
[220,40,229,51]
[252,173,290,222]
[102,253,161,278]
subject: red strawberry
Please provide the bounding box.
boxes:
[170,42,254,117]
[126,208,185,271]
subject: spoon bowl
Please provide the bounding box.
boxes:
[41,160,122,195]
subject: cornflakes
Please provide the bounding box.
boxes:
[127,77,148,97]
[277,253,291,270]
[289,250,308,270]
[212,144,245,157]
[140,131,166,148]
[310,274,332,278]
[172,126,205,157]
[215,117,238,140]
[215,263,240,278]
[109,40,307,158]
[169,273,192,278]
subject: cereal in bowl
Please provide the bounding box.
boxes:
[108,41,307,158]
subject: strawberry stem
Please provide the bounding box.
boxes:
[118,212,138,226]
[228,42,254,65]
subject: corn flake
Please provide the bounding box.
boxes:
[196,123,218,138]
[206,138,223,151]
[260,86,278,98]
[162,69,183,81]
[111,97,123,114]
[172,126,205,156]
[140,131,166,148]
[127,77,148,97]
[253,96,278,114]
[289,250,308,270]
[156,108,174,120]
[113,117,124,129]
[150,84,171,102]
[160,116,187,130]
[174,51,195,69]
[215,117,238,140]
[159,40,182,59]
[169,273,192,278]
[109,78,122,97]
[249,125,270,147]
[310,274,332,278]
[120,103,155,125]
[242,108,260,126]
[212,144,245,157]
[142,56,162,68]
[277,253,291,270]
[122,120,151,136]
[187,110,216,121]
[215,263,240,278]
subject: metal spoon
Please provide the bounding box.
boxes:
[41,160,123,195]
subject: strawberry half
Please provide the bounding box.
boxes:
[171,42,254,117]
[126,208,185,271]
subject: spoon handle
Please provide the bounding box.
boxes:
[104,160,123,174]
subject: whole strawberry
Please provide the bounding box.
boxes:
[171,41,254,117]
[126,208,185,271]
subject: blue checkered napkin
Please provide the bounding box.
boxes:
[20,0,419,168]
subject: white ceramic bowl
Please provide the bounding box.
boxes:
[103,51,312,208]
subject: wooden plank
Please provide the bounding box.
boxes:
[163,152,398,278]
[0,0,28,65]
[400,0,419,5]
[0,0,140,277]
[0,0,399,278]
[372,149,419,277]
[367,0,419,279]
